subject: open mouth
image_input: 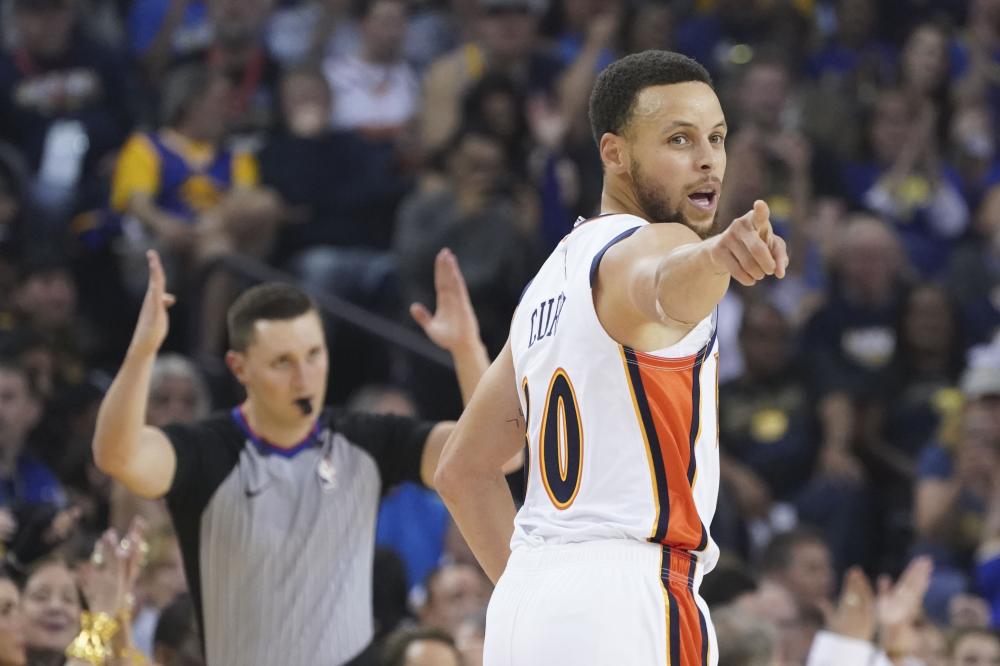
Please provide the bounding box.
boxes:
[687,191,717,211]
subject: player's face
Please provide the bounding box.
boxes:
[233,311,329,425]
[624,82,727,238]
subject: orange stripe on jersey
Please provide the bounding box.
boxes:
[659,546,709,665]
[621,331,716,550]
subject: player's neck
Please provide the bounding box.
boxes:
[240,401,315,448]
[600,180,646,220]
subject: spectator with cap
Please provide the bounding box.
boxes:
[92,247,493,665]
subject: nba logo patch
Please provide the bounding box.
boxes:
[317,455,337,491]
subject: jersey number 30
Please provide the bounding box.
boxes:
[525,369,583,510]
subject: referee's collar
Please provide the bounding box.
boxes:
[230,406,323,458]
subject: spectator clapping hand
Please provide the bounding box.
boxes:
[80,519,147,618]
[825,567,877,643]
[877,556,933,661]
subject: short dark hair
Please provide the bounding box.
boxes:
[381,627,459,666]
[226,283,317,352]
[589,50,713,146]
[758,527,828,576]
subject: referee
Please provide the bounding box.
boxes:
[92,249,490,665]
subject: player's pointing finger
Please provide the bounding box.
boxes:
[751,200,771,240]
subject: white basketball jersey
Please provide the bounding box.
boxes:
[509,214,721,572]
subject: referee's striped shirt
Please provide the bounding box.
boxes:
[162,407,433,666]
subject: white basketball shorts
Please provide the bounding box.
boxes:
[484,539,718,666]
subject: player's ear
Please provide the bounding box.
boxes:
[225,350,248,384]
[599,132,629,175]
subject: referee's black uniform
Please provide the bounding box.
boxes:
[162,406,433,665]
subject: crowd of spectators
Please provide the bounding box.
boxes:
[1,0,1000,663]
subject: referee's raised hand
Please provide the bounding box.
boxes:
[708,199,789,286]
[128,250,177,357]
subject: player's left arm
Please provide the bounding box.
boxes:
[434,338,524,583]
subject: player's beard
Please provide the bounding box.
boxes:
[630,161,718,239]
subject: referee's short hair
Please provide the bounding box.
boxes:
[227,283,318,352]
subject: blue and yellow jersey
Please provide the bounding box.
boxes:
[110,129,258,222]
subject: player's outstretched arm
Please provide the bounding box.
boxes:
[93,250,178,499]
[599,200,788,342]
[434,338,524,583]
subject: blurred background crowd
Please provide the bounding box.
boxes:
[1,0,1000,663]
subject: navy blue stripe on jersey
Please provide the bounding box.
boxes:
[624,346,670,543]
[688,329,716,553]
[667,585,681,665]
[685,327,716,484]
[686,348,705,485]
[588,226,641,287]
[517,278,534,305]
[521,379,531,498]
[686,555,710,665]
[230,406,322,458]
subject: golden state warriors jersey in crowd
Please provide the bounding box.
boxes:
[509,213,721,573]
[111,130,258,221]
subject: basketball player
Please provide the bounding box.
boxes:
[434,50,789,665]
